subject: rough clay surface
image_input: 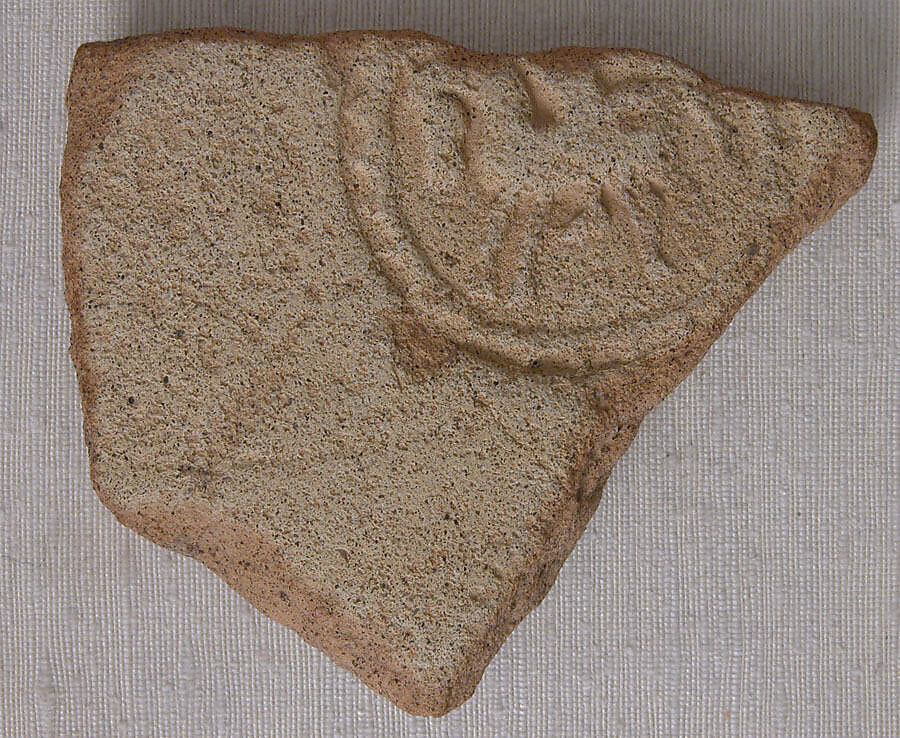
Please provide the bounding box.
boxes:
[60,28,876,716]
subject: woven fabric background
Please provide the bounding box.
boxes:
[2,2,897,736]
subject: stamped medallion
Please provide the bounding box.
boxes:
[335,44,789,374]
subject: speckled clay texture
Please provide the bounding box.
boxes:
[60,28,875,716]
